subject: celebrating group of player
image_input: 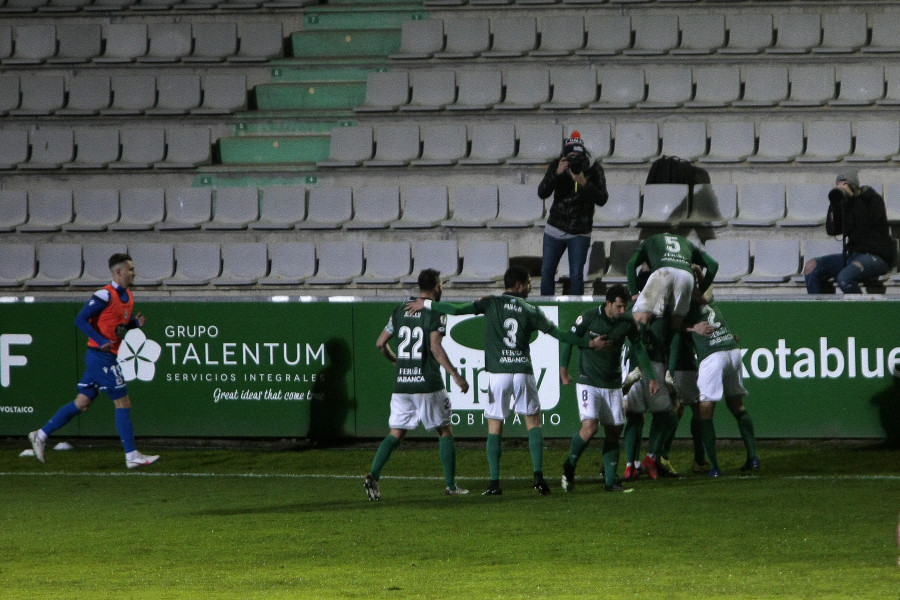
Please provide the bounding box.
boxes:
[364,232,761,500]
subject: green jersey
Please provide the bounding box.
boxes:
[685,300,739,363]
[564,307,644,388]
[385,299,447,394]
[472,294,557,374]
[627,232,714,295]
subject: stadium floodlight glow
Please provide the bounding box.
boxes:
[298,296,316,303]
[0,296,19,304]
[328,296,356,303]
[23,296,35,303]
[270,295,290,303]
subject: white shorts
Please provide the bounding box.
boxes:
[625,362,673,414]
[697,349,747,403]
[632,267,695,318]
[674,370,700,405]
[576,384,625,426]
[485,373,540,421]
[388,390,452,430]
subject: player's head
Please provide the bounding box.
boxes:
[108,253,136,287]
[417,268,443,301]
[604,284,629,320]
[504,265,532,299]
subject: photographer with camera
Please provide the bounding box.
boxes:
[537,130,608,296]
[804,172,896,294]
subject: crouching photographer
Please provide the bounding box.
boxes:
[537,130,608,296]
[804,172,896,294]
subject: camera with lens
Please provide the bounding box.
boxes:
[566,153,585,174]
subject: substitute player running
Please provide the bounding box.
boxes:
[27,253,159,469]
[406,265,607,496]
[364,269,470,501]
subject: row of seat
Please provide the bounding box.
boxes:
[4,182,899,234]
[425,0,832,5]
[0,22,282,65]
[391,13,900,60]
[356,65,900,114]
[0,239,511,288]
[321,120,900,168]
[0,126,211,170]
[0,73,246,117]
[0,0,316,11]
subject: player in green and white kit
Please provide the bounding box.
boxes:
[365,269,471,501]
[406,265,606,496]
[559,284,656,493]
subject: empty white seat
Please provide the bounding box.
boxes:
[110,128,165,169]
[813,12,867,54]
[204,187,259,230]
[0,244,35,287]
[684,66,740,108]
[164,243,221,286]
[732,183,786,226]
[434,17,489,59]
[635,184,689,226]
[720,14,773,54]
[103,74,156,115]
[306,241,364,286]
[211,242,268,286]
[72,243,127,287]
[862,12,900,54]
[139,23,192,63]
[458,122,515,165]
[156,127,211,168]
[111,188,165,231]
[606,122,659,164]
[0,0,49,11]
[488,184,545,227]
[0,190,27,231]
[495,68,550,111]
[22,127,74,170]
[66,189,120,231]
[0,129,28,169]
[0,74,18,115]
[698,121,755,164]
[363,124,420,167]
[50,24,102,63]
[191,73,247,114]
[346,186,400,230]
[355,241,411,285]
[185,22,237,63]
[258,242,315,285]
[594,184,640,227]
[392,185,449,229]
[452,241,508,284]
[660,121,707,161]
[531,15,584,57]
[777,183,830,227]
[483,16,536,58]
[541,67,598,110]
[507,122,562,165]
[127,242,174,285]
[94,23,147,63]
[4,25,55,65]
[447,70,501,111]
[638,67,692,109]
[317,125,373,168]
[768,13,821,54]
[743,240,800,283]
[10,75,64,115]
[602,240,641,284]
[157,187,212,230]
[686,183,737,227]
[782,66,835,107]
[797,121,852,163]
[846,120,900,162]
[830,66,885,106]
[411,123,467,166]
[703,239,750,282]
[443,184,498,228]
[733,66,788,107]
[625,14,678,55]
[228,22,283,63]
[591,68,645,109]
[747,121,804,163]
[0,27,8,60]
[402,240,459,284]
[67,127,120,170]
[577,14,630,56]
[18,189,72,232]
[400,70,455,112]
[296,186,352,230]
[882,184,900,224]
[57,75,111,115]
[26,243,82,287]
[565,121,611,159]
[250,186,306,230]
[672,14,725,55]
[147,75,201,115]
[390,18,443,60]
[354,71,410,113]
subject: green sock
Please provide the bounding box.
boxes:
[370,434,400,480]
[602,440,620,487]
[661,411,680,458]
[700,419,719,471]
[648,411,671,456]
[528,427,544,473]
[439,435,456,489]
[566,433,589,469]
[735,410,758,460]
[624,413,644,464]
[486,433,502,481]
[690,417,706,464]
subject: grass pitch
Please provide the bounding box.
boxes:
[2,438,898,599]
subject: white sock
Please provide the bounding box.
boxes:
[36,430,48,442]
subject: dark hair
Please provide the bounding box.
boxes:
[108,253,133,270]
[417,268,441,291]
[504,265,530,289]
[605,284,629,305]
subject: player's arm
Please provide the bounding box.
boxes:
[405,298,479,316]
[625,248,644,297]
[430,331,470,394]
[625,327,657,384]
[375,325,396,364]
[74,293,114,349]
[696,251,719,292]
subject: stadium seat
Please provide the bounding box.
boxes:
[346,186,400,230]
[0,190,28,231]
[792,239,845,284]
[127,242,174,285]
[507,122,562,165]
[258,242,315,286]
[443,184,498,228]
[191,73,247,115]
[354,71,410,113]
[139,23,192,63]
[672,14,725,55]
[185,22,237,63]
[4,24,56,65]
[703,239,750,282]
[390,18,443,60]
[0,27,8,61]
[565,121,610,159]
[590,68,645,109]
[212,242,268,286]
[660,121,707,161]
[767,13,821,54]
[95,23,147,63]
[402,240,459,284]
[777,183,830,227]
[593,184,641,227]
[797,121,852,163]
[602,240,641,284]
[742,240,800,284]
[111,188,165,231]
[813,12,867,54]
[0,74,18,115]
[606,122,659,164]
[733,66,788,107]
[541,67,598,110]
[296,186,352,230]
[164,243,221,286]
[862,12,900,53]
[637,67,692,109]
[1,0,49,11]
[720,14,773,54]
[781,66,835,107]
[228,22,283,62]
[625,14,678,55]
[400,70,456,112]
[103,74,156,115]
[57,75,112,115]
[155,127,211,168]
[0,129,28,169]
[10,75,65,115]
[488,184,545,228]
[204,187,259,230]
[577,14,630,56]
[392,185,449,229]
[684,66,740,108]
[250,186,306,230]
[317,126,373,168]
[495,68,550,111]
[306,241,364,286]
[50,24,102,63]
[411,123,467,166]
[531,15,584,56]
[880,184,900,224]
[0,244,35,287]
[434,17,490,59]
[21,127,73,170]
[452,240,508,284]
[830,65,885,106]
[71,243,127,287]
[363,124,420,167]
[732,183,786,227]
[26,243,82,287]
[686,183,737,227]
[446,69,501,111]
[458,122,515,165]
[747,120,804,163]
[846,120,900,162]
[110,128,165,169]
[355,241,411,285]
[157,187,212,230]
[699,121,755,163]
[635,184,689,226]
[67,127,120,170]
[147,75,201,115]
[482,16,536,58]
[65,189,120,232]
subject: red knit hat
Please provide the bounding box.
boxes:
[563,130,585,154]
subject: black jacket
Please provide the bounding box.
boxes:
[827,185,896,267]
[537,157,608,235]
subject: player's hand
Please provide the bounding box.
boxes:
[559,367,572,386]
[452,373,469,394]
[99,341,114,352]
[135,312,146,327]
[405,298,426,314]
[588,334,612,350]
[649,379,660,396]
[691,322,716,337]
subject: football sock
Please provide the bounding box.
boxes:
[662,411,680,459]
[700,418,719,471]
[115,408,137,454]
[439,435,456,489]
[602,440,620,487]
[486,433,502,481]
[527,427,544,473]
[690,417,706,464]
[734,410,758,460]
[370,434,400,480]
[623,413,644,464]
[41,401,81,436]
[565,432,590,468]
[647,411,670,456]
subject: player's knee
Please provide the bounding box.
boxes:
[581,420,599,438]
[803,259,817,275]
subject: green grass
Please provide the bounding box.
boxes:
[2,440,898,599]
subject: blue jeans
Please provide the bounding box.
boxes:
[804,252,890,294]
[541,232,591,295]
